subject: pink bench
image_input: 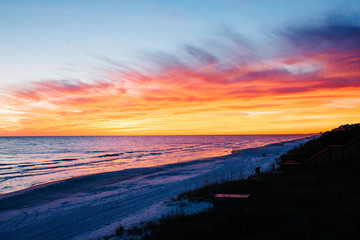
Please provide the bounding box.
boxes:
[213,194,250,210]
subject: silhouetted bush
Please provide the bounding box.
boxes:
[119,124,360,240]
[281,123,360,163]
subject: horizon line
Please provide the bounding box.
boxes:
[0,133,318,137]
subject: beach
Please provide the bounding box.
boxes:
[1,1,358,239]
[0,135,306,194]
[0,137,313,240]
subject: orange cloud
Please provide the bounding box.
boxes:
[1,22,360,136]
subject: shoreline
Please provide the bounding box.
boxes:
[133,126,360,240]
[0,134,314,196]
[0,136,314,202]
[0,136,314,240]
[0,152,234,203]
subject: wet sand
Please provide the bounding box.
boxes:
[0,138,311,240]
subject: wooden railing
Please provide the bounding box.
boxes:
[281,137,359,170]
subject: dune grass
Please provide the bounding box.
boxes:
[131,153,360,240]
[112,124,360,240]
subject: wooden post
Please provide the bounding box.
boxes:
[255,167,261,174]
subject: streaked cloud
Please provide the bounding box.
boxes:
[1,19,360,135]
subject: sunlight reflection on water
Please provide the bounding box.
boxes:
[0,135,311,194]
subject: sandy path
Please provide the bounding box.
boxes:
[0,138,310,240]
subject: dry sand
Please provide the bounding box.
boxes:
[0,138,311,240]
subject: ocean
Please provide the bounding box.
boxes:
[0,135,311,194]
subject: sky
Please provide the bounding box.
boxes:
[0,0,360,136]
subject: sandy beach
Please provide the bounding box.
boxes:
[1,1,358,239]
[0,138,311,240]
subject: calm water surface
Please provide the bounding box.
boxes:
[0,135,311,194]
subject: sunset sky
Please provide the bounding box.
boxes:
[1,0,360,136]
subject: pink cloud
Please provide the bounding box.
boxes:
[4,19,360,117]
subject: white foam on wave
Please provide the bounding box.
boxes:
[0,137,315,240]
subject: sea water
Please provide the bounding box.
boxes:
[0,135,311,194]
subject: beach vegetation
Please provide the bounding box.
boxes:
[114,124,360,239]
